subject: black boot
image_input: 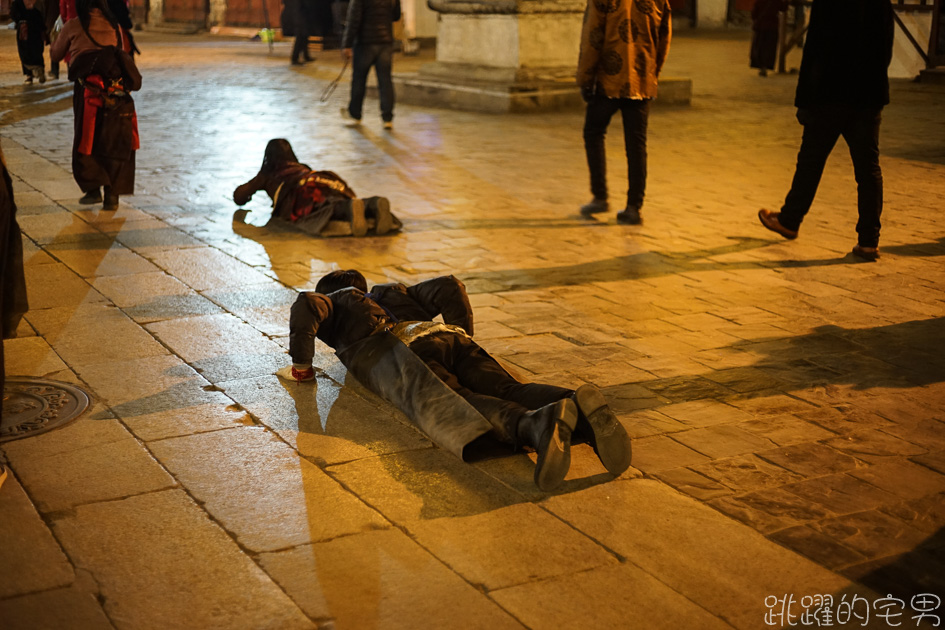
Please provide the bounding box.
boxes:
[79,188,102,204]
[348,199,367,237]
[573,384,631,475]
[517,399,578,491]
[373,197,395,235]
[103,187,119,211]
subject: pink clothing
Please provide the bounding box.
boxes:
[49,10,130,65]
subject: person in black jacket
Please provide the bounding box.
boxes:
[282,270,632,491]
[340,0,400,128]
[758,0,894,261]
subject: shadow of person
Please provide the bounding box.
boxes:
[459,235,803,293]
[880,236,945,258]
[751,318,945,390]
[602,316,945,419]
[230,210,400,287]
[845,524,945,607]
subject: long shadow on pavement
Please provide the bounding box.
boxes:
[604,316,945,413]
[462,237,945,293]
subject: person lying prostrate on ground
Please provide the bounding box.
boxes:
[234,139,401,237]
[280,270,632,491]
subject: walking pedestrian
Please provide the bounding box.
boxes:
[284,0,316,65]
[340,0,400,129]
[577,0,672,225]
[1,141,30,438]
[750,0,786,77]
[11,0,48,84]
[45,0,61,79]
[50,0,141,211]
[757,0,894,261]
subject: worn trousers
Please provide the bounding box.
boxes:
[348,43,394,122]
[583,95,650,210]
[779,105,884,247]
[409,332,573,444]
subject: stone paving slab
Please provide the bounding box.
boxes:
[407,502,616,590]
[258,529,525,629]
[148,426,390,552]
[52,489,315,630]
[0,473,74,598]
[219,374,432,465]
[542,479,882,630]
[328,447,528,524]
[26,304,170,369]
[5,418,177,513]
[491,562,736,630]
[2,335,69,377]
[43,240,163,279]
[0,581,113,630]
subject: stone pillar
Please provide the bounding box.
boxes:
[148,0,164,25]
[394,0,588,112]
[696,0,728,27]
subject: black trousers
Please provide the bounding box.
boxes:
[583,95,650,210]
[291,24,310,63]
[779,106,884,247]
[348,43,394,122]
[409,332,573,443]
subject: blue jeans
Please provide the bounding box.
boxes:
[348,43,394,122]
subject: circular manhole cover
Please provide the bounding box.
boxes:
[1,378,91,443]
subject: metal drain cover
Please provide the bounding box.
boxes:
[1,378,91,443]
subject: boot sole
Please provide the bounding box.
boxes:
[534,399,578,491]
[574,384,632,475]
[349,199,367,237]
[374,197,394,235]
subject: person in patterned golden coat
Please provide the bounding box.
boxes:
[576,0,671,225]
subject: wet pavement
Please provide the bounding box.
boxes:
[1,27,944,629]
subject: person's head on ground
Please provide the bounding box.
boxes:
[316,269,368,294]
[261,139,299,174]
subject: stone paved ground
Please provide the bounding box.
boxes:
[1,27,944,629]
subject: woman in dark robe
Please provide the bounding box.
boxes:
[11,0,47,83]
[750,0,787,76]
[50,0,140,210]
[1,142,30,435]
[234,139,401,237]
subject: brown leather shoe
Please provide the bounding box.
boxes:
[852,245,880,261]
[758,209,798,240]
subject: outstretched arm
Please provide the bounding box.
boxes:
[406,275,474,336]
[233,172,266,206]
[289,292,334,365]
